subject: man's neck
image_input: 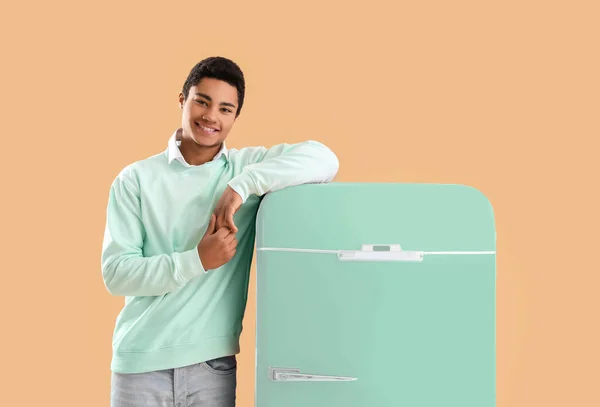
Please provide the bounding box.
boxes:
[179,137,222,166]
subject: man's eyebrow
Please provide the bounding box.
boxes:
[195,93,236,108]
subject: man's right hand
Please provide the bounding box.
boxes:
[198,214,238,271]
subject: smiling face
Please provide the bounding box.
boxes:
[178,77,239,148]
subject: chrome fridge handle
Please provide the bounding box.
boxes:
[269,367,357,382]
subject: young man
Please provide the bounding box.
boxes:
[101,56,339,407]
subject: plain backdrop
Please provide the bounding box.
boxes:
[0,1,598,406]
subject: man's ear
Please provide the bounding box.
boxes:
[178,92,185,109]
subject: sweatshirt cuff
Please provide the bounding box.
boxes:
[173,247,207,283]
[227,172,258,203]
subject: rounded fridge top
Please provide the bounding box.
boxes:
[255,182,496,253]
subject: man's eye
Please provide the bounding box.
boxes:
[196,100,207,106]
[221,108,232,113]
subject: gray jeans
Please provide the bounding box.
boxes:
[111,355,237,407]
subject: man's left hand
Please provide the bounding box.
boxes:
[213,186,243,234]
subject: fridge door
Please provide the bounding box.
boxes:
[254,183,496,407]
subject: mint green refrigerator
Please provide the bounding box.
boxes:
[254,183,496,406]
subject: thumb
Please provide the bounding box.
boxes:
[204,214,216,236]
[226,212,238,233]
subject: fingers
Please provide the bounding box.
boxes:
[215,212,224,231]
[214,209,237,235]
[218,228,237,261]
[219,227,237,256]
[223,231,237,245]
[215,226,233,238]
[216,212,225,230]
[214,211,228,231]
[227,240,237,257]
[205,214,216,235]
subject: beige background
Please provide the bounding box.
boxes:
[1,0,598,406]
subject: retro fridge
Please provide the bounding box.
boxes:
[254,183,496,406]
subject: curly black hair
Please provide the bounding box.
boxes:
[181,56,246,117]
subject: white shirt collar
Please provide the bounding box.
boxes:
[167,128,228,167]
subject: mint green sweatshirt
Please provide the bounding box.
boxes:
[101,132,339,374]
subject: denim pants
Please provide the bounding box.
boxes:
[110,355,237,407]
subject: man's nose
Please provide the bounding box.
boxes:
[202,108,218,122]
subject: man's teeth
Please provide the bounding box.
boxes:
[200,125,216,132]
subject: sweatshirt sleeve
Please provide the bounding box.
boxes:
[101,169,206,297]
[226,140,339,203]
